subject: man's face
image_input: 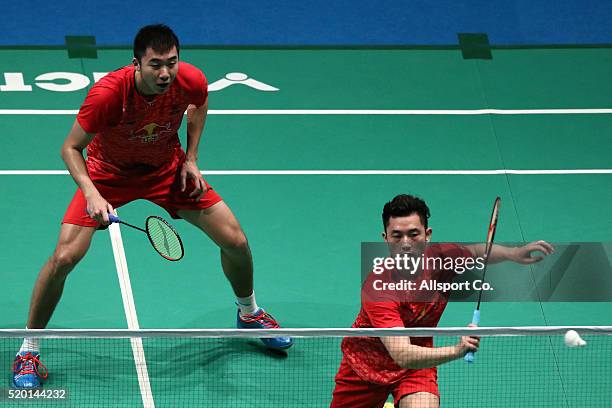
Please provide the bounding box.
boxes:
[383,213,432,257]
[133,46,179,95]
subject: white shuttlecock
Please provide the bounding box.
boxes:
[564,330,587,347]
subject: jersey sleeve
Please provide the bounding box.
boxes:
[363,301,405,328]
[77,81,122,134]
[360,266,407,328]
[178,62,208,107]
[439,243,475,282]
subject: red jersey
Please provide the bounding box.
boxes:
[77,62,207,176]
[342,243,473,385]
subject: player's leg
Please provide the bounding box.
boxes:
[394,367,440,408]
[151,158,291,349]
[397,392,439,408]
[178,202,292,350]
[13,186,105,389]
[178,202,252,296]
[28,224,96,329]
[13,223,96,389]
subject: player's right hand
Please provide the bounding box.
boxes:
[86,194,115,225]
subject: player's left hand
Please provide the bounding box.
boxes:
[510,240,555,264]
[180,159,208,200]
[456,323,480,356]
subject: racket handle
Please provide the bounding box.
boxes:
[464,309,480,363]
[108,214,120,223]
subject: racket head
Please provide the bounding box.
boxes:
[145,216,184,261]
[484,197,501,261]
[476,196,501,307]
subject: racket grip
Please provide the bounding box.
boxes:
[464,309,480,363]
[108,214,120,224]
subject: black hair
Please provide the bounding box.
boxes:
[382,194,430,230]
[133,24,180,61]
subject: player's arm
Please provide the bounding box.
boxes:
[381,331,479,369]
[185,97,207,163]
[466,241,554,264]
[60,120,114,224]
[181,97,208,198]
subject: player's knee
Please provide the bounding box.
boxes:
[221,229,249,252]
[50,248,84,277]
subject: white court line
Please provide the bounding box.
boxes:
[1,169,612,175]
[109,219,155,408]
[200,169,612,175]
[1,108,612,115]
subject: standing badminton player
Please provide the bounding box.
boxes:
[12,24,291,389]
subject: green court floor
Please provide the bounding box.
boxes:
[1,46,610,406]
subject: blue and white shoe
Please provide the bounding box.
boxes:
[237,308,293,350]
[12,351,48,389]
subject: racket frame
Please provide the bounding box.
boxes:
[465,196,500,363]
[108,214,184,261]
[145,215,185,261]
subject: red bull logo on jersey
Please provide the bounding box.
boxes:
[130,122,173,143]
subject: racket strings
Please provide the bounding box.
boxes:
[146,217,183,261]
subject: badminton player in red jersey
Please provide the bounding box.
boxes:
[13,24,291,389]
[331,194,553,408]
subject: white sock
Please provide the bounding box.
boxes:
[236,292,259,315]
[19,327,40,354]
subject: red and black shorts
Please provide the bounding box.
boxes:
[62,154,222,227]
